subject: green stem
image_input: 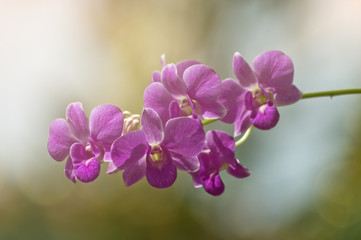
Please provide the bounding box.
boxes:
[201,89,361,126]
[201,118,218,125]
[235,126,253,147]
[199,88,361,147]
[301,89,361,99]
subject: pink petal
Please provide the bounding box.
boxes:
[66,102,90,144]
[163,117,205,157]
[70,143,100,183]
[144,82,175,126]
[197,152,224,196]
[202,172,224,196]
[176,60,200,79]
[161,64,187,96]
[47,118,77,161]
[89,104,124,151]
[70,142,94,164]
[106,160,120,174]
[88,138,103,159]
[250,101,280,130]
[141,108,164,145]
[199,101,226,119]
[169,100,182,118]
[74,157,100,183]
[65,156,76,183]
[122,156,146,187]
[234,107,252,137]
[151,71,161,83]
[273,84,302,106]
[191,172,203,188]
[171,152,200,172]
[183,64,222,105]
[206,130,236,165]
[219,79,245,124]
[160,54,166,68]
[145,146,177,188]
[252,50,294,89]
[111,130,148,169]
[233,52,257,88]
[227,159,251,178]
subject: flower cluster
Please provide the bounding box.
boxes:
[47,50,302,196]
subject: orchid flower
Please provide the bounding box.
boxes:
[144,57,226,125]
[47,103,124,182]
[192,130,250,196]
[111,108,205,188]
[219,51,302,136]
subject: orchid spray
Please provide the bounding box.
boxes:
[47,51,361,196]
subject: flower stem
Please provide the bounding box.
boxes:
[235,126,254,147]
[201,118,218,126]
[301,89,361,99]
[201,89,361,126]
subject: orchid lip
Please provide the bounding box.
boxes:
[85,158,94,167]
[150,145,164,162]
[85,144,91,152]
[177,96,201,116]
[179,97,193,115]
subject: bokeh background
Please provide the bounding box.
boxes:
[1,0,361,239]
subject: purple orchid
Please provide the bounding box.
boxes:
[111,108,205,188]
[192,130,250,196]
[47,102,124,183]
[219,51,302,136]
[144,57,226,125]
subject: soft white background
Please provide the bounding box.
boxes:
[0,0,360,239]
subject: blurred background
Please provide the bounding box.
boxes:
[0,0,361,239]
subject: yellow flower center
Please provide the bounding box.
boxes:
[150,145,164,162]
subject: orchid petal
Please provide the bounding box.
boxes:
[151,71,161,83]
[197,152,217,174]
[106,160,120,174]
[70,142,94,164]
[122,156,146,187]
[171,152,200,172]
[219,79,245,124]
[176,60,200,79]
[65,156,76,183]
[75,157,100,183]
[244,91,254,110]
[70,143,100,183]
[273,84,302,106]
[234,107,252,137]
[197,153,224,196]
[161,64,187,96]
[146,146,177,188]
[88,138,103,159]
[169,100,182,118]
[141,108,164,145]
[202,172,224,196]
[66,102,90,144]
[227,159,251,178]
[250,101,280,130]
[89,104,123,151]
[191,172,203,188]
[183,64,221,104]
[163,117,205,157]
[199,101,226,119]
[253,50,294,89]
[206,131,236,165]
[144,82,175,126]
[47,119,77,161]
[233,52,257,88]
[111,130,148,169]
[160,54,166,68]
